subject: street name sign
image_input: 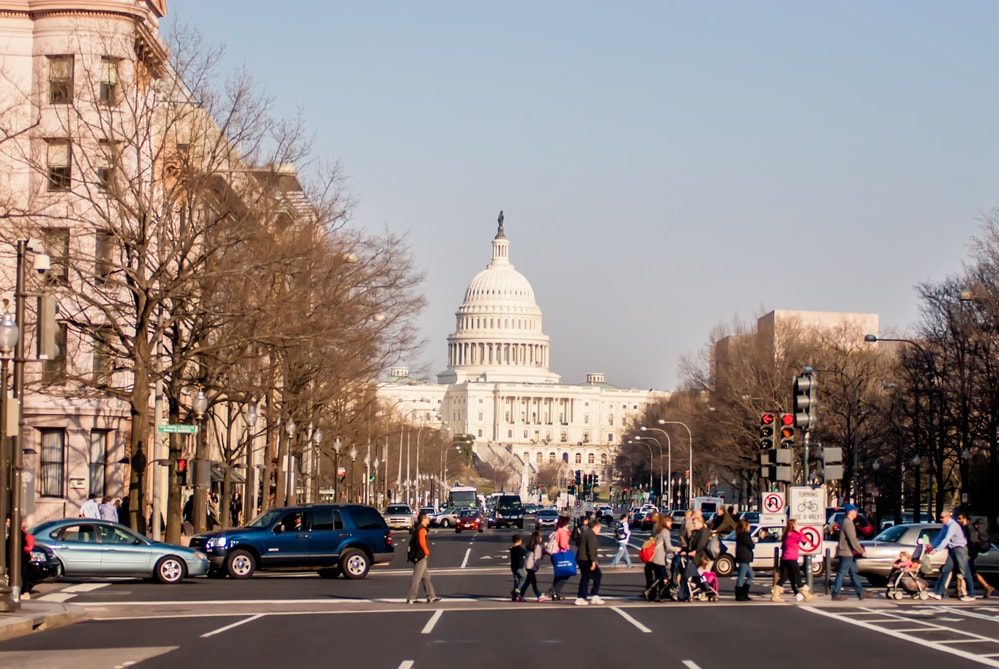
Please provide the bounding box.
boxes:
[157,424,198,434]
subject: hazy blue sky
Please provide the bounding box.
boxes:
[165,2,997,391]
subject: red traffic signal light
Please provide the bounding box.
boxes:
[177,458,188,472]
[761,413,775,425]
[781,413,794,426]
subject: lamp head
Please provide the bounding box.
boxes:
[864,334,878,343]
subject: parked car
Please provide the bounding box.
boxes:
[190,504,394,580]
[383,504,418,530]
[454,509,484,533]
[535,508,560,531]
[31,519,209,584]
[825,511,876,540]
[737,511,761,525]
[418,506,437,518]
[24,542,62,587]
[716,524,835,578]
[431,509,459,528]
[879,513,916,531]
[855,523,944,586]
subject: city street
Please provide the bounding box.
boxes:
[3,527,999,668]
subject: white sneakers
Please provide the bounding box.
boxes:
[960,596,976,602]
[574,597,589,606]
[795,593,805,602]
[589,595,605,605]
[928,593,942,600]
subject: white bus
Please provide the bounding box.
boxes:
[447,486,478,510]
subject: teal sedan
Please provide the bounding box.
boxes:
[29,519,209,584]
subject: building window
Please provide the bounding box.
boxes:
[477,412,483,421]
[583,432,590,443]
[601,453,608,465]
[99,57,118,105]
[46,141,72,191]
[41,323,67,385]
[560,430,568,442]
[549,452,556,464]
[93,328,111,385]
[507,429,512,438]
[97,141,116,191]
[608,414,614,426]
[588,453,595,464]
[88,430,110,498]
[477,428,482,437]
[607,434,614,444]
[40,429,65,497]
[584,414,589,424]
[48,55,73,104]
[574,453,582,464]
[536,452,543,464]
[95,230,113,281]
[44,228,69,284]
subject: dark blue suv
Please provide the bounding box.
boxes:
[190,504,394,579]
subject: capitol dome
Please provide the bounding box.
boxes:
[437,215,559,384]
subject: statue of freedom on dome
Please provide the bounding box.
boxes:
[497,210,504,234]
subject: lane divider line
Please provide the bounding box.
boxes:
[611,606,651,633]
[398,662,414,669]
[682,661,703,669]
[460,548,471,569]
[201,613,264,638]
[421,610,443,635]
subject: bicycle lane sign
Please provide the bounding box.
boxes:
[789,485,825,526]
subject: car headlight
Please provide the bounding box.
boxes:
[29,550,48,562]
[193,551,208,560]
[205,535,228,550]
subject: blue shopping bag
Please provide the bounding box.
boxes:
[551,550,578,578]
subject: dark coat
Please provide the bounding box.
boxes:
[735,531,755,564]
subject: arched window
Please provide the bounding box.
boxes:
[523,451,529,461]
[600,453,608,465]
[549,452,556,464]
[587,453,595,464]
[574,453,582,464]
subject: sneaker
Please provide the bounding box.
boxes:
[406,599,418,605]
[589,595,605,605]
[862,591,876,599]
[427,596,442,603]
[960,595,976,602]
[20,592,29,601]
[832,595,848,601]
[574,597,589,606]
[928,593,942,600]
[795,593,805,602]
[537,594,549,602]
[515,596,526,602]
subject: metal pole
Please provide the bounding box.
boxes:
[660,421,693,507]
[0,354,12,611]
[8,240,27,604]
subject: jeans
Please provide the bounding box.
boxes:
[609,541,632,567]
[512,568,527,596]
[520,569,542,597]
[407,558,436,601]
[935,546,975,597]
[736,562,754,588]
[832,555,864,598]
[576,560,602,599]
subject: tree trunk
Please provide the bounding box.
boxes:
[127,358,151,534]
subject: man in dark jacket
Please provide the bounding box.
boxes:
[575,518,604,606]
[711,506,737,536]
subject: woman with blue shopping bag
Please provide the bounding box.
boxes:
[547,515,576,601]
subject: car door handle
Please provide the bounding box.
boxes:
[297,533,309,539]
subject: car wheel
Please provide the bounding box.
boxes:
[207,565,227,579]
[154,555,186,584]
[340,548,370,579]
[810,559,825,577]
[713,555,735,577]
[317,568,340,579]
[226,549,256,579]
[440,519,450,528]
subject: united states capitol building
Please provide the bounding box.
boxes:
[379,215,668,493]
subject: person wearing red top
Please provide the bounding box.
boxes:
[546,515,573,601]
[774,519,813,602]
[21,524,36,598]
[406,513,441,604]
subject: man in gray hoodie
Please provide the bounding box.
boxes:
[575,518,604,606]
[832,504,873,600]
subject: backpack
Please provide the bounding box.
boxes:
[614,525,627,541]
[974,523,991,554]
[407,528,425,563]
[705,535,725,560]
[545,531,560,555]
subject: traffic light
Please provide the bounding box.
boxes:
[759,450,774,481]
[760,412,775,449]
[593,473,599,487]
[780,413,795,447]
[793,373,818,430]
[176,458,188,485]
[822,447,844,481]
[575,470,581,485]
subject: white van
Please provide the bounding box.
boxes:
[692,496,726,518]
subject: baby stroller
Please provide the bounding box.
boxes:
[885,544,930,600]
[670,554,718,602]
[689,568,719,602]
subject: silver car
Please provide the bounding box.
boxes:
[717,524,836,577]
[383,504,417,530]
[855,523,944,586]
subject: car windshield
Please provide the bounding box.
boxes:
[539,510,558,518]
[246,509,283,529]
[386,505,412,514]
[873,525,909,542]
[458,510,478,518]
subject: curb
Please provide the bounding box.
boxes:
[0,602,88,641]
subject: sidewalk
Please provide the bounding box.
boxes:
[0,601,88,641]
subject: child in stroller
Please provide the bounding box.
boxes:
[691,556,719,601]
[885,547,930,600]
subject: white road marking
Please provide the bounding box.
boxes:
[804,606,999,668]
[682,661,703,669]
[200,614,264,638]
[398,662,414,669]
[63,583,110,593]
[460,548,471,568]
[36,593,75,603]
[611,607,651,633]
[421,609,443,634]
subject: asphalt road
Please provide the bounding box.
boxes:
[4,526,999,668]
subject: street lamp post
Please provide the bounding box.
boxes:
[311,428,323,503]
[283,419,296,506]
[0,308,19,611]
[364,453,371,504]
[333,438,342,502]
[640,426,673,507]
[634,434,664,501]
[191,388,209,534]
[865,334,936,522]
[961,447,972,510]
[349,446,358,503]
[627,439,655,493]
[872,458,881,524]
[912,453,922,523]
[241,404,258,523]
[373,458,380,507]
[658,420,693,507]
